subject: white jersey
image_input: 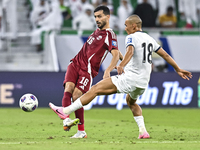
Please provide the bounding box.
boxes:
[124,31,160,88]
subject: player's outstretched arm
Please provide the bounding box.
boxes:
[156,48,192,80]
[103,49,119,79]
[175,69,192,80]
[117,45,134,75]
[119,50,124,61]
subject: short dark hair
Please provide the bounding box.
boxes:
[94,5,110,15]
[102,0,108,3]
[167,6,173,12]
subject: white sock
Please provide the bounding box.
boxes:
[63,98,83,115]
[134,116,147,135]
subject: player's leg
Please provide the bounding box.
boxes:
[63,77,118,114]
[50,82,72,120]
[70,87,87,138]
[126,94,150,139]
[72,88,84,130]
[62,62,79,110]
[62,82,75,107]
[49,62,80,130]
[59,63,77,119]
[64,68,92,137]
[126,94,142,116]
[62,63,84,131]
[80,77,118,105]
[50,82,80,131]
[62,82,81,131]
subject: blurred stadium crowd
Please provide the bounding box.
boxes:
[0,0,200,49]
[0,0,199,72]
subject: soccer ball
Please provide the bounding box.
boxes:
[19,93,38,112]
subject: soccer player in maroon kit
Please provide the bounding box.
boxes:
[50,5,123,138]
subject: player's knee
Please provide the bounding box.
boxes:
[72,91,83,102]
[90,84,99,94]
[72,95,78,101]
[64,83,75,93]
[90,85,96,92]
[126,95,136,106]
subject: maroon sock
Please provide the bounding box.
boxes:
[75,107,85,131]
[62,92,72,118]
[62,92,72,107]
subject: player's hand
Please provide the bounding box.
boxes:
[116,66,124,75]
[103,71,110,79]
[176,69,192,80]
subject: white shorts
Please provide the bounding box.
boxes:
[111,73,145,99]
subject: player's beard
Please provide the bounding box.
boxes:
[97,20,106,29]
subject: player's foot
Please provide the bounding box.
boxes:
[70,131,87,138]
[49,102,68,120]
[63,118,80,131]
[138,132,150,139]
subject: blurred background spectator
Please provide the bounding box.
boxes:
[91,0,113,8]
[178,0,200,28]
[157,0,176,20]
[0,2,2,29]
[72,4,95,31]
[117,0,133,32]
[137,0,157,10]
[136,0,176,27]
[99,0,113,9]
[30,0,62,52]
[0,2,2,31]
[99,0,118,30]
[159,6,177,28]
[70,0,90,19]
[137,0,158,26]
[29,0,50,30]
[2,0,18,40]
[1,0,200,72]
[0,1,2,50]
[133,0,156,27]
[59,0,72,21]
[108,5,118,30]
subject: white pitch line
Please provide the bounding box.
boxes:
[0,141,200,145]
[0,142,21,145]
[135,141,200,144]
[64,141,200,144]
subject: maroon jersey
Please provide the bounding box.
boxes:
[71,28,119,78]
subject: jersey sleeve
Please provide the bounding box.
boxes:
[125,35,134,48]
[106,30,118,52]
[152,38,161,52]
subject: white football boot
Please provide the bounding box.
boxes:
[63,118,80,131]
[70,131,87,138]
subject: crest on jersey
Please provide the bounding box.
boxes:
[127,38,132,44]
[97,35,102,40]
[112,40,117,47]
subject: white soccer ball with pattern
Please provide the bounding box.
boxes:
[19,93,38,112]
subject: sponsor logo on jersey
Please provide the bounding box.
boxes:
[79,85,85,90]
[127,38,132,44]
[112,40,117,47]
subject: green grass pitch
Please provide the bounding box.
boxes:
[0,108,200,150]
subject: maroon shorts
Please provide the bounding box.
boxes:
[63,62,92,94]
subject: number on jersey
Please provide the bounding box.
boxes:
[87,36,95,44]
[80,77,89,86]
[142,42,152,64]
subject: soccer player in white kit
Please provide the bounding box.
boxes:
[49,15,192,139]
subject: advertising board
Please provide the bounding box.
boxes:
[0,72,199,110]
